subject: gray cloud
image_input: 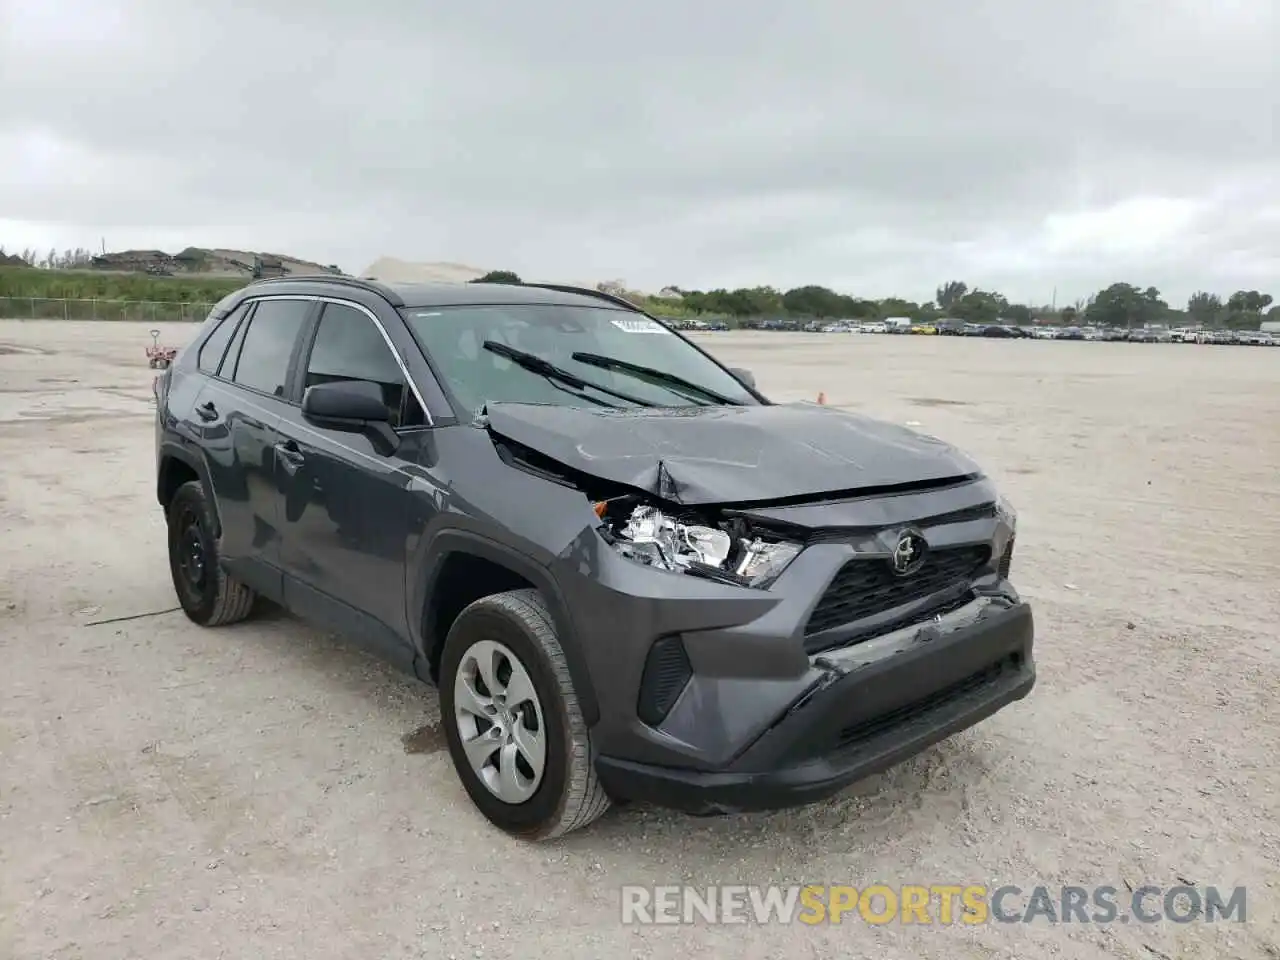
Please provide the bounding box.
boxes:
[1,0,1275,304]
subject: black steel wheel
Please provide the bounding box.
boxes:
[166,480,256,626]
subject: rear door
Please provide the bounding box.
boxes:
[274,299,429,666]
[195,296,316,597]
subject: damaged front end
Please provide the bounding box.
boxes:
[594,499,802,589]
[480,409,810,591]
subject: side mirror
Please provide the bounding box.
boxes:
[729,367,756,389]
[302,379,390,424]
[302,380,399,454]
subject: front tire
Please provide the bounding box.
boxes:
[439,589,610,840]
[166,480,256,626]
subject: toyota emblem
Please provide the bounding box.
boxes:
[890,532,928,576]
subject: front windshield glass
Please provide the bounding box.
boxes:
[400,304,759,416]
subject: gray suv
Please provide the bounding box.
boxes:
[154,276,1035,839]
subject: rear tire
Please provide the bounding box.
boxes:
[166,480,256,626]
[439,589,610,840]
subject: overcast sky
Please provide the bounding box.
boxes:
[1,0,1275,305]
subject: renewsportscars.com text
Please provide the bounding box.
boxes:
[621,884,1247,926]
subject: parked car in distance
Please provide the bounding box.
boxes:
[154,276,1035,840]
[1238,330,1275,346]
[1195,329,1233,345]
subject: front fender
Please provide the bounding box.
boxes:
[411,528,600,727]
[157,437,222,536]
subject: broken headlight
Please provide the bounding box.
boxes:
[602,503,801,588]
[995,493,1017,531]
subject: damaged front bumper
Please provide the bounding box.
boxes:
[593,596,1035,814]
[531,459,1034,814]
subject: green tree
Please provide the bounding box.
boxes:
[715,286,785,316]
[935,281,968,312]
[877,297,921,320]
[472,270,521,284]
[1222,290,1273,330]
[916,301,943,323]
[781,285,848,318]
[1002,304,1033,324]
[1186,291,1222,327]
[951,289,1009,324]
[1226,290,1272,313]
[1084,283,1167,329]
[681,288,752,316]
[1060,305,1078,325]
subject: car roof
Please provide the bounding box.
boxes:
[243,275,633,312]
[389,282,626,310]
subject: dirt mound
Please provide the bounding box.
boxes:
[360,258,487,284]
[89,247,343,279]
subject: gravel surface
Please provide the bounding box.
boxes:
[1,321,1277,959]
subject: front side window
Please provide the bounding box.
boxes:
[303,303,426,427]
[228,299,311,398]
[400,304,758,417]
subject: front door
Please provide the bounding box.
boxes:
[195,297,315,598]
[275,300,428,668]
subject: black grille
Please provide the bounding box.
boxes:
[805,545,990,636]
[637,635,692,726]
[997,537,1014,579]
[833,653,1020,751]
[806,588,977,654]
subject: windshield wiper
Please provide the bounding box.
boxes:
[482,341,655,408]
[570,352,743,406]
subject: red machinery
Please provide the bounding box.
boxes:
[146,328,177,369]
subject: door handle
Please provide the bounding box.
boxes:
[195,401,218,422]
[274,440,305,474]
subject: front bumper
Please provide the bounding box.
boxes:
[594,598,1035,815]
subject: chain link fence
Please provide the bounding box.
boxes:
[0,297,215,323]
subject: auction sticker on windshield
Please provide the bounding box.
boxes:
[611,318,672,334]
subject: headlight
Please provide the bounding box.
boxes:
[994,494,1017,580]
[604,503,801,588]
[996,493,1017,531]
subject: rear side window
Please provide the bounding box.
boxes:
[197,304,247,374]
[227,299,311,398]
[304,303,426,427]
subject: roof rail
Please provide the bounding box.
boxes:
[517,282,642,312]
[247,273,406,307]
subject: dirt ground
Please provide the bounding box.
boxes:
[1,321,1277,960]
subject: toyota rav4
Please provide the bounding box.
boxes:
[154,276,1035,839]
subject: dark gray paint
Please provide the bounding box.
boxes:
[482,400,982,505]
[155,277,1034,803]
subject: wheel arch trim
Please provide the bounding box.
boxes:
[414,529,600,726]
[157,440,221,537]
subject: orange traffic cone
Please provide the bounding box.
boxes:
[817,391,827,405]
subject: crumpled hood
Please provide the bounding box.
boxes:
[482,401,982,505]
